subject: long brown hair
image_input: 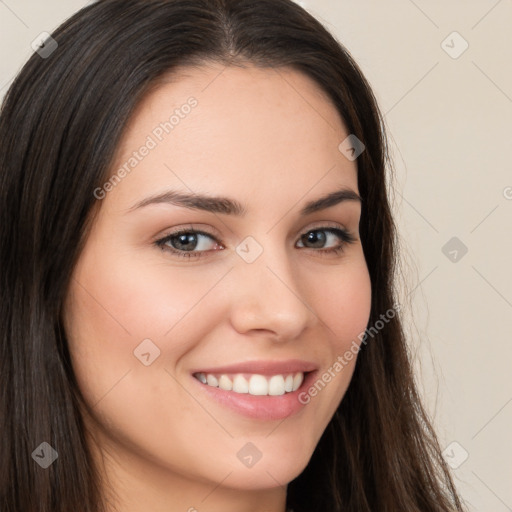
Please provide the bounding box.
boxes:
[0,0,465,510]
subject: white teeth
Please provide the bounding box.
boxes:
[218,374,233,391]
[206,374,218,387]
[293,372,304,391]
[268,375,285,395]
[249,374,268,395]
[232,374,249,393]
[195,372,306,396]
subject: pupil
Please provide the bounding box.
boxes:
[175,233,197,250]
[305,230,325,248]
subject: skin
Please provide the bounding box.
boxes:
[63,62,372,512]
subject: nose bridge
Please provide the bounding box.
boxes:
[228,235,315,338]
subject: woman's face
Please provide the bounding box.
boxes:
[63,63,372,506]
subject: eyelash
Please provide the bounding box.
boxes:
[154,225,357,260]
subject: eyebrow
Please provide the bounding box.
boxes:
[127,187,361,216]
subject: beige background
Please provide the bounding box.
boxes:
[1,1,511,510]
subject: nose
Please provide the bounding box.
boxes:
[226,244,318,342]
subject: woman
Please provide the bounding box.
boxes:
[0,0,466,511]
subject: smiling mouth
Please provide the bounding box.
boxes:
[192,371,307,396]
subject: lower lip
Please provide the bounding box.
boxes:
[191,371,318,421]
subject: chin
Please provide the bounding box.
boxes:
[216,445,315,490]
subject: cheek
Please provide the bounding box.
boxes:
[68,243,221,345]
[312,256,372,352]
[63,241,230,404]
[299,255,372,416]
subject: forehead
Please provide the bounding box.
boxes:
[104,62,358,212]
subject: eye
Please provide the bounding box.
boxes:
[154,225,357,259]
[296,227,357,257]
[155,228,222,259]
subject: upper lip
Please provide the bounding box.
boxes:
[191,359,318,376]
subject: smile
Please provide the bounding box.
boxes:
[193,372,304,396]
